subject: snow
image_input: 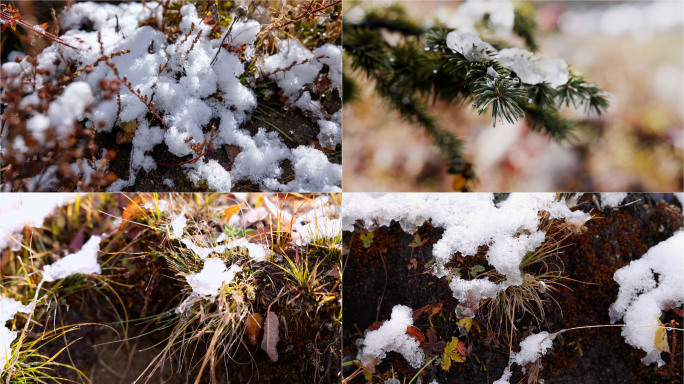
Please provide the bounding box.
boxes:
[446,31,494,62]
[46,82,94,138]
[0,296,33,375]
[186,159,233,191]
[280,146,343,192]
[511,331,554,366]
[0,194,77,252]
[264,39,322,99]
[42,235,102,282]
[609,230,684,366]
[358,305,425,369]
[497,48,569,88]
[342,193,591,305]
[3,2,341,192]
[170,211,187,239]
[600,193,628,209]
[185,257,242,298]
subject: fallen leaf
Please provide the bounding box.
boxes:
[412,304,429,322]
[407,326,425,343]
[441,337,466,371]
[261,311,280,362]
[655,319,670,353]
[245,312,263,346]
[325,266,341,279]
[426,327,437,344]
[429,303,443,317]
[367,321,384,332]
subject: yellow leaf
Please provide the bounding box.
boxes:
[457,318,473,331]
[655,319,670,353]
[441,336,466,371]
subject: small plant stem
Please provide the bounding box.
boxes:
[408,356,439,384]
[280,1,341,29]
[6,279,44,383]
[375,250,388,323]
[211,15,239,65]
[253,116,294,142]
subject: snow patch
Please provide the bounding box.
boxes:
[185,257,242,298]
[358,305,425,369]
[609,231,684,366]
[42,236,102,282]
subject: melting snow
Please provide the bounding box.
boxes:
[497,48,569,88]
[446,30,494,62]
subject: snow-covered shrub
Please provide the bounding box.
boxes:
[1,1,342,192]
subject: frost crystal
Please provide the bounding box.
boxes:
[42,236,102,282]
[497,48,569,88]
[358,305,425,369]
[609,231,684,366]
[185,258,242,298]
[446,30,494,62]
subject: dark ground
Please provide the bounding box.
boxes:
[342,194,683,384]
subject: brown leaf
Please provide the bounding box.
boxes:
[261,311,280,362]
[412,304,429,322]
[245,313,263,346]
[325,266,341,279]
[426,327,437,344]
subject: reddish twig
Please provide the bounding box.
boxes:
[0,5,77,49]
[280,0,341,29]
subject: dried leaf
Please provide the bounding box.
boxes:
[325,266,341,279]
[407,326,425,343]
[426,327,437,344]
[429,303,443,317]
[655,319,670,353]
[261,311,280,362]
[412,304,429,321]
[245,313,263,346]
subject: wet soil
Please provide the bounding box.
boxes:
[342,194,683,384]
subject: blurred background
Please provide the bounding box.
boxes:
[343,1,683,192]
